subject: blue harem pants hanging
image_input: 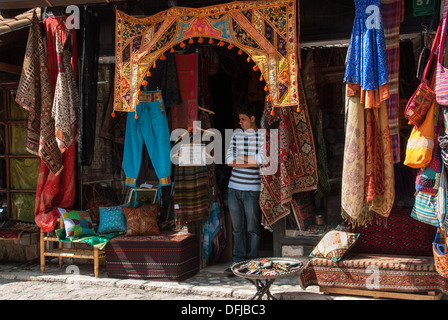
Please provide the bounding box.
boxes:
[122,90,171,188]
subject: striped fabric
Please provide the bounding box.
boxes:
[173,165,210,226]
[105,232,199,281]
[226,129,265,191]
[381,0,403,163]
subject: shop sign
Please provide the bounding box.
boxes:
[413,0,435,16]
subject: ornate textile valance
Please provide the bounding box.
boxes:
[114,0,300,112]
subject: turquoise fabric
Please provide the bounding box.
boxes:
[97,204,127,234]
[55,228,123,250]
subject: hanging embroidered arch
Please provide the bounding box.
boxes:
[114,0,300,112]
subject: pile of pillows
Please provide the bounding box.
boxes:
[58,203,161,239]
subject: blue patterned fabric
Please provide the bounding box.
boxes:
[98,205,127,234]
[344,0,389,90]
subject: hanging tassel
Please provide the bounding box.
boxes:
[170,47,175,53]
[238,49,242,55]
[208,38,213,44]
[270,108,275,116]
[218,41,225,46]
[247,57,251,63]
[267,95,271,101]
[264,85,268,91]
[111,111,116,118]
[142,80,148,86]
[189,38,194,44]
[253,65,259,71]
[153,61,156,68]
[137,90,142,95]
[297,106,301,113]
[160,53,166,60]
[259,75,263,81]
[147,71,151,77]
[135,112,138,119]
[198,37,203,43]
[180,41,186,48]
[228,44,234,50]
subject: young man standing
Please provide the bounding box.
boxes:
[224,105,265,275]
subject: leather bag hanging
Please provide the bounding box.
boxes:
[436,2,448,106]
[405,23,441,127]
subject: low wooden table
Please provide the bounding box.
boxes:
[231,257,304,300]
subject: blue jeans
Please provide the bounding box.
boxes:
[228,188,261,263]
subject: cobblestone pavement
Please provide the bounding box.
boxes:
[0,258,370,301]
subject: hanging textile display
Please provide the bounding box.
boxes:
[52,32,80,153]
[15,12,63,176]
[113,0,300,113]
[170,53,199,130]
[33,16,78,232]
[342,0,395,226]
[260,75,318,227]
[174,165,210,226]
[381,0,403,163]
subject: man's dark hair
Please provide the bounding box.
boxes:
[237,104,261,124]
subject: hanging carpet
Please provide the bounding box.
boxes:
[260,74,318,227]
[114,0,300,113]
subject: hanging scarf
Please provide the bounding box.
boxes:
[15,12,63,175]
[52,31,80,153]
[341,93,395,226]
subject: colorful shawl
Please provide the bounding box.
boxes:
[114,0,300,113]
[260,74,318,227]
[15,12,63,175]
[341,95,395,226]
[33,18,77,232]
[381,0,403,164]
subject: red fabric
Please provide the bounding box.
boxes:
[34,143,76,232]
[352,208,436,256]
[170,53,198,130]
[43,17,77,92]
[34,19,77,232]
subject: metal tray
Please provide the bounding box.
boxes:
[231,257,304,280]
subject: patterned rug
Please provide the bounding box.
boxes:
[114,0,300,113]
[352,208,436,256]
[260,74,318,227]
[299,253,448,295]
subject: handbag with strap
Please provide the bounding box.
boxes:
[436,2,448,105]
[403,99,435,168]
[433,227,448,278]
[405,23,441,127]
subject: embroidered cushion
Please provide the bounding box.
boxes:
[97,205,127,234]
[123,203,160,236]
[58,208,95,238]
[309,230,359,262]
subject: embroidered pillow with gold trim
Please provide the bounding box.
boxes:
[122,203,160,236]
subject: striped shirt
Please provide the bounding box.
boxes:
[226,129,265,191]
